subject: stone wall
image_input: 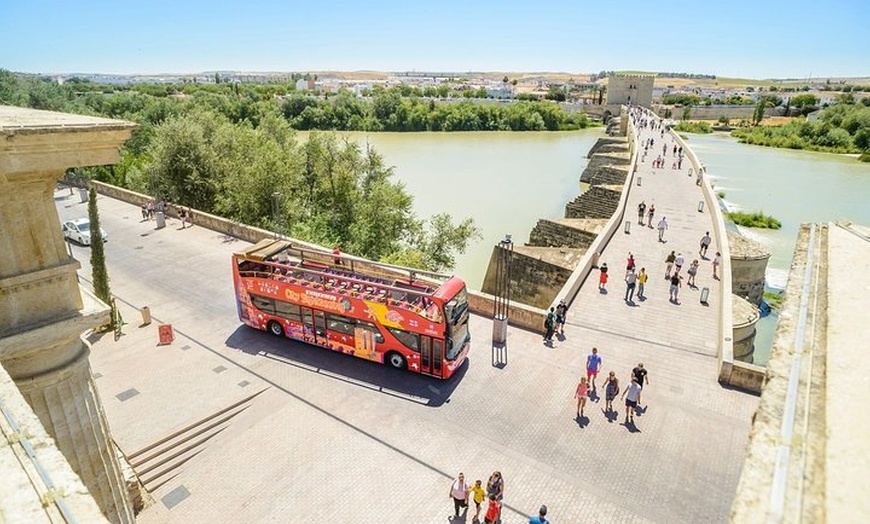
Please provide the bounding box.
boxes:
[732,294,760,363]
[652,104,776,121]
[527,218,605,249]
[481,245,583,310]
[565,185,623,219]
[586,137,628,158]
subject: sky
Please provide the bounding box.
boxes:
[2,0,868,79]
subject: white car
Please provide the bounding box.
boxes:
[62,218,107,246]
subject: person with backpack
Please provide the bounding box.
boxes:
[543,307,555,342]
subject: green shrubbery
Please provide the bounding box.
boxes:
[731,102,870,155]
[726,211,782,229]
[674,121,713,134]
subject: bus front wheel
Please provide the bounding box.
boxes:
[267,321,284,337]
[385,352,406,370]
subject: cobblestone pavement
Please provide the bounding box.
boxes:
[56,135,757,524]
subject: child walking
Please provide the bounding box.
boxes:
[470,480,486,522]
[575,376,589,418]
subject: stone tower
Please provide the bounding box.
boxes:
[727,230,771,305]
[606,73,655,108]
[0,106,137,523]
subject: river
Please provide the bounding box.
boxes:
[679,132,870,363]
[320,129,870,366]
[327,130,604,287]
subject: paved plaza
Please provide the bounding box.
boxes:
[56,125,758,523]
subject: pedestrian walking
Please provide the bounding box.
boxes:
[449,473,470,519]
[529,505,550,524]
[647,204,655,228]
[543,307,555,342]
[470,480,486,522]
[621,377,642,423]
[624,267,637,303]
[603,371,620,412]
[140,203,148,220]
[598,263,609,292]
[687,259,699,287]
[637,267,648,298]
[575,376,589,418]
[637,201,646,225]
[486,471,504,502]
[632,363,649,404]
[665,250,676,279]
[586,347,602,390]
[713,252,722,279]
[657,217,668,242]
[669,273,682,303]
[700,232,712,257]
[554,300,568,336]
[626,252,635,271]
[484,496,501,524]
[674,253,685,275]
[333,246,343,265]
[179,207,188,229]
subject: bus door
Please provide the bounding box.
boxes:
[419,336,445,377]
[302,308,327,344]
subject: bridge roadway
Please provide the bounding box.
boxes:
[56,134,756,523]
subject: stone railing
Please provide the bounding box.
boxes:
[669,130,765,392]
[553,108,638,309]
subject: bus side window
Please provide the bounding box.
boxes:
[357,320,385,343]
[250,294,275,314]
[275,300,302,322]
[387,327,420,353]
[326,313,354,335]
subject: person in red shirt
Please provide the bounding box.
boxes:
[333,246,342,265]
[484,495,501,524]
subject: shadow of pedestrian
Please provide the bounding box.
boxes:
[588,389,600,403]
[599,288,608,295]
[575,414,590,428]
[622,419,642,433]
[635,405,648,417]
[625,299,638,307]
[602,408,619,423]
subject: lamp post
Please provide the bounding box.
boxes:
[492,234,513,345]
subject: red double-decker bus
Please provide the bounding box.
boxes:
[232,239,471,379]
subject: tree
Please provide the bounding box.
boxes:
[88,185,112,304]
[752,99,768,126]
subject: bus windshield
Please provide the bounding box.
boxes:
[445,286,470,361]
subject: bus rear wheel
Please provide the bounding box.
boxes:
[267,320,284,337]
[385,351,406,370]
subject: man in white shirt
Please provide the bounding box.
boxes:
[449,473,470,519]
[657,217,669,242]
[621,378,642,423]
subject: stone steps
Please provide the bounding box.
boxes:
[127,388,267,493]
[565,185,622,219]
[528,218,607,249]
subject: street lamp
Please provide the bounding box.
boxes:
[492,234,513,345]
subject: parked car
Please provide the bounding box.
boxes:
[62,218,107,246]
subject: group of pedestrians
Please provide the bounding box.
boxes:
[542,300,568,344]
[449,470,510,523]
[575,347,650,425]
[139,200,193,228]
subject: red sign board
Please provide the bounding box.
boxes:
[158,324,174,345]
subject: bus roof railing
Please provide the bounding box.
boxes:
[234,238,453,285]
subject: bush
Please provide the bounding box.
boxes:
[674,121,712,134]
[726,211,782,229]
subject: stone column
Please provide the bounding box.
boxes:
[0,106,137,523]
